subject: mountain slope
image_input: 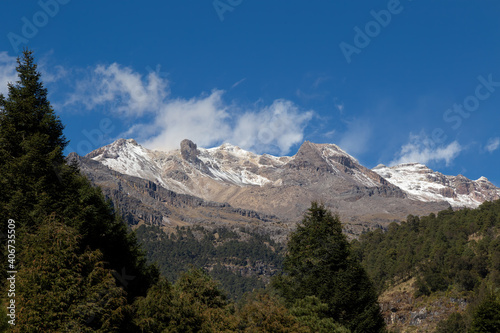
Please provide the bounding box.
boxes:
[74,138,482,235]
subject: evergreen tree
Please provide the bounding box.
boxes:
[15,216,129,332]
[469,294,500,333]
[134,278,177,332]
[289,296,351,333]
[0,49,68,229]
[172,268,237,332]
[0,50,158,331]
[435,312,466,333]
[236,291,307,332]
[272,202,385,333]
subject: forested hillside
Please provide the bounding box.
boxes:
[353,200,500,332]
[136,224,284,300]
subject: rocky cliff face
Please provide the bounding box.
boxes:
[70,150,289,241]
[68,138,500,236]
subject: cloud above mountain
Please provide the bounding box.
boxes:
[390,132,462,167]
[64,63,313,155]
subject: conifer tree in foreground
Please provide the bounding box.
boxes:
[0,50,158,331]
[272,202,386,333]
[0,49,68,229]
[15,216,129,332]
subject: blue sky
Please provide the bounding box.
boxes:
[1,0,499,185]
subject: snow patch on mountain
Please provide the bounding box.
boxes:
[86,139,499,209]
[90,139,169,187]
[373,163,500,208]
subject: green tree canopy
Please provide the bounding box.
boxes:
[469,293,500,333]
[15,216,129,332]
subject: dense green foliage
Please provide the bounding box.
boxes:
[136,224,283,299]
[273,202,385,333]
[0,51,158,331]
[16,217,130,332]
[353,200,500,332]
[353,201,500,296]
[468,293,500,332]
[135,269,238,332]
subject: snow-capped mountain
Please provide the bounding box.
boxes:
[373,163,500,208]
[74,138,498,235]
[87,138,391,200]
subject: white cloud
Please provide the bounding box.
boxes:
[66,63,169,117]
[230,99,313,155]
[390,132,462,166]
[132,90,232,151]
[0,52,18,96]
[40,65,68,84]
[66,64,313,155]
[485,137,500,153]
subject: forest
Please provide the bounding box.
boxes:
[353,201,500,332]
[135,224,284,300]
[0,50,499,332]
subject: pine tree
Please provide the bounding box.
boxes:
[272,202,385,333]
[0,50,159,330]
[134,278,177,332]
[0,50,68,229]
[236,291,307,332]
[15,216,129,332]
[289,296,351,333]
[469,294,500,333]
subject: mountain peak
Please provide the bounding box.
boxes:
[180,139,200,162]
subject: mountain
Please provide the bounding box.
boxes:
[68,138,498,236]
[373,163,500,208]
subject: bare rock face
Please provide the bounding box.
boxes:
[180,139,199,163]
[180,139,213,176]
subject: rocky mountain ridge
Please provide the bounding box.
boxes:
[374,163,500,208]
[70,138,500,236]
